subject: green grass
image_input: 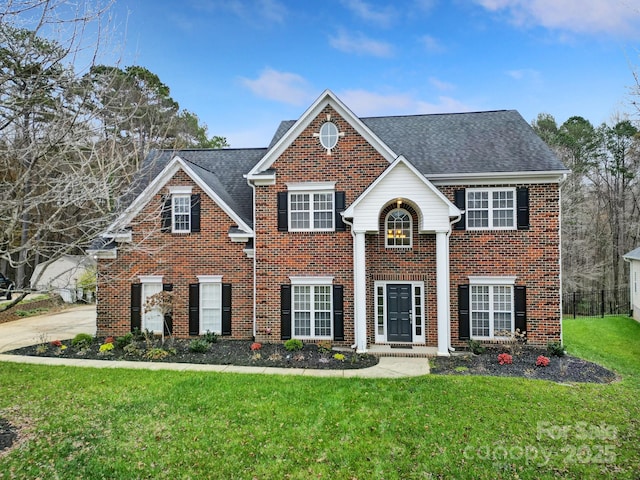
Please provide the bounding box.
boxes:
[0,317,638,479]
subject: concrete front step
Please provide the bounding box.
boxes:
[367,344,438,358]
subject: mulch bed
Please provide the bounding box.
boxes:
[6,337,379,370]
[0,418,17,454]
[430,347,618,384]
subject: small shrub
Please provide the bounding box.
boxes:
[132,328,145,341]
[497,353,513,365]
[250,342,262,351]
[536,355,550,367]
[71,333,93,349]
[333,353,345,361]
[467,339,486,355]
[546,341,565,357]
[284,339,303,351]
[189,339,209,353]
[203,330,218,344]
[36,344,47,354]
[104,336,115,344]
[317,341,333,354]
[293,353,305,362]
[50,339,62,348]
[98,342,114,354]
[115,333,134,349]
[123,343,142,356]
[268,352,282,361]
[454,366,469,372]
[144,348,171,360]
[251,352,262,361]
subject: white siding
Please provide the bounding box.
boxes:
[351,163,451,232]
[631,260,640,321]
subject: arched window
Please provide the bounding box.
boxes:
[386,209,412,247]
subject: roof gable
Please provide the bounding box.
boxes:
[108,156,253,235]
[248,89,398,178]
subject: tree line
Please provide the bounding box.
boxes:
[532,113,640,294]
[0,1,227,294]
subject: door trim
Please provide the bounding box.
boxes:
[374,281,425,344]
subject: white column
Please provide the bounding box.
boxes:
[354,231,368,353]
[436,230,450,356]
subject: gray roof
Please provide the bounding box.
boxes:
[270,110,567,175]
[122,110,564,237]
[139,148,266,228]
[623,247,640,261]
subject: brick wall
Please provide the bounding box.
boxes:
[253,106,389,345]
[96,169,253,339]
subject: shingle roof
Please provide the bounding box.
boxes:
[623,247,640,261]
[270,110,566,175]
[138,148,266,228]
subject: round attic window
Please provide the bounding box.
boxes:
[319,122,339,151]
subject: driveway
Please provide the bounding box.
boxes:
[0,305,96,353]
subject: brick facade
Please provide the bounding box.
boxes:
[95,94,563,350]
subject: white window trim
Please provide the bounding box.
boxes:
[291,279,334,340]
[169,186,193,194]
[288,190,335,232]
[286,182,336,191]
[198,275,223,335]
[374,281,425,344]
[139,275,163,334]
[466,187,516,231]
[385,208,413,249]
[469,277,516,340]
[171,193,191,234]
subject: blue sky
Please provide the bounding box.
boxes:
[110,0,640,148]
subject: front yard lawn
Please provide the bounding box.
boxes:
[0,316,638,479]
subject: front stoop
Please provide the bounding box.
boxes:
[367,344,438,358]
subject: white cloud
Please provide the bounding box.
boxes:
[506,68,541,81]
[341,0,396,27]
[428,77,455,91]
[420,35,446,53]
[329,29,394,57]
[337,89,476,117]
[240,68,314,106]
[474,0,640,38]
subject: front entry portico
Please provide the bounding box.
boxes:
[342,156,461,356]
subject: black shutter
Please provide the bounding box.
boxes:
[335,192,346,232]
[333,285,344,341]
[131,283,142,332]
[162,283,173,335]
[516,188,529,230]
[277,192,288,232]
[281,284,292,340]
[188,283,199,336]
[458,284,470,340]
[514,285,527,334]
[191,194,201,233]
[454,189,466,230]
[161,195,172,233]
[222,283,232,336]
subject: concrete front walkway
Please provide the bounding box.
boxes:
[0,305,430,378]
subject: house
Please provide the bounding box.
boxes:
[623,247,640,321]
[30,255,96,303]
[89,90,568,355]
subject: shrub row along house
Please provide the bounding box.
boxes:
[89,90,568,355]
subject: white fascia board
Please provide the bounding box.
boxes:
[428,170,570,186]
[107,156,254,236]
[343,155,461,218]
[245,171,276,185]
[247,90,398,177]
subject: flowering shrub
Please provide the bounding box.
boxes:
[497,353,513,365]
[333,353,345,361]
[105,336,115,344]
[536,355,550,367]
[50,339,62,347]
[250,342,262,351]
[99,342,114,353]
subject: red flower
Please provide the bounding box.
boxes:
[536,355,550,367]
[105,336,114,344]
[497,353,513,365]
[50,339,62,347]
[250,342,262,351]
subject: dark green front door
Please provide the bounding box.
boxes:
[387,284,412,342]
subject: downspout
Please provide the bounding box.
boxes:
[341,214,358,350]
[447,212,462,353]
[247,177,257,339]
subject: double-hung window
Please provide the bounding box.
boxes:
[287,183,335,231]
[172,194,191,233]
[290,277,333,339]
[469,277,516,338]
[466,188,515,230]
[198,275,222,334]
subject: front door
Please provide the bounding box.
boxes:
[387,284,412,342]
